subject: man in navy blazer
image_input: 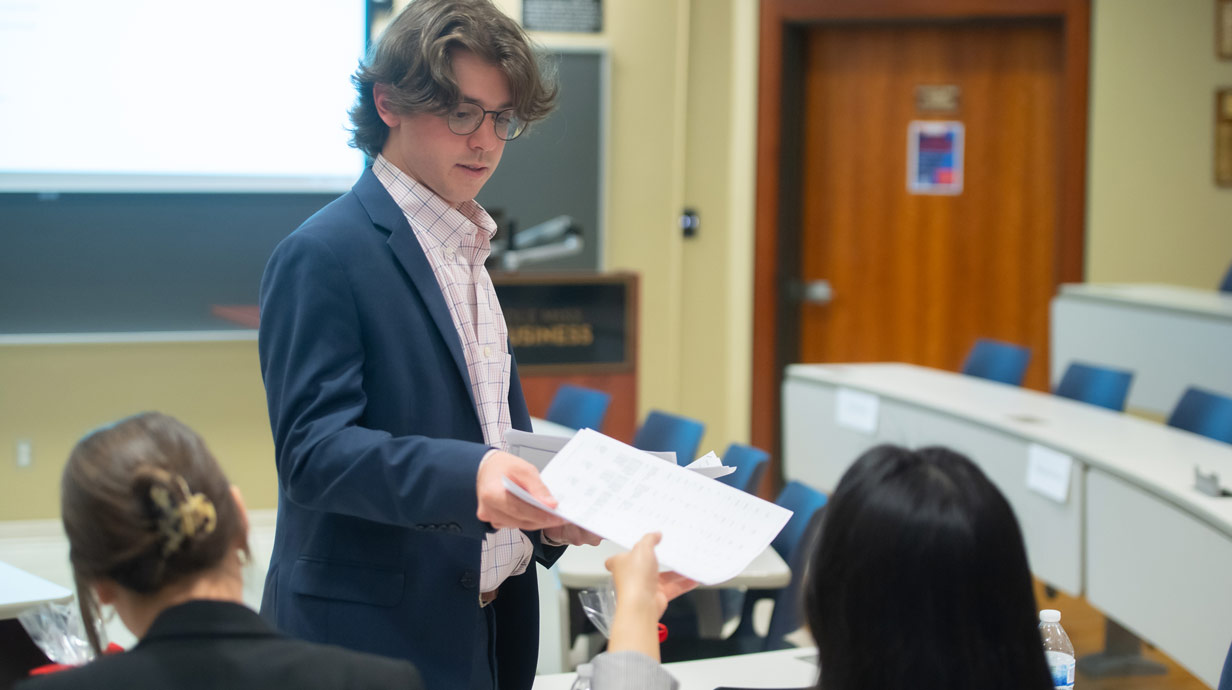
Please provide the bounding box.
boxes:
[257,2,596,688]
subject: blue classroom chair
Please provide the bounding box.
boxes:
[1166,387,1232,445]
[1053,362,1134,412]
[544,383,611,431]
[716,443,770,494]
[632,410,705,465]
[961,338,1032,386]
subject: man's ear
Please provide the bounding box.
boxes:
[93,579,118,606]
[373,84,401,128]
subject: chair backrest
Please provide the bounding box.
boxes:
[765,481,828,644]
[1053,361,1134,412]
[961,338,1032,386]
[1220,262,1232,293]
[631,410,705,464]
[544,384,611,431]
[1166,387,1232,445]
[716,443,770,494]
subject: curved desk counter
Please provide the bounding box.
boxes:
[783,363,1232,687]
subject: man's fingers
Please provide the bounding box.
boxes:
[578,528,602,546]
[503,463,558,509]
[489,493,566,530]
[476,450,567,531]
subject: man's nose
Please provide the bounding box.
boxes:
[468,114,500,151]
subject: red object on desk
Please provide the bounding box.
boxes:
[658,623,668,643]
[28,643,125,675]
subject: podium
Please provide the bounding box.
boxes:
[493,272,638,441]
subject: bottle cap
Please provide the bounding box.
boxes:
[1040,609,1061,623]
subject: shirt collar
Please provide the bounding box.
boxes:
[372,155,497,251]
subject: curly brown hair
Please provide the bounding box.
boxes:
[349,0,557,158]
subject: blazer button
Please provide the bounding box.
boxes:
[459,571,477,589]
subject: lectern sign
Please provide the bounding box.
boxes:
[493,273,635,373]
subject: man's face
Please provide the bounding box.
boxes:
[377,50,510,207]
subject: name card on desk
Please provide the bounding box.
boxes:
[1026,444,1073,504]
[835,388,880,434]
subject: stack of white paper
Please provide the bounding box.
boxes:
[504,429,793,585]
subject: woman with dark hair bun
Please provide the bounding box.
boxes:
[18,412,423,690]
[598,444,1054,690]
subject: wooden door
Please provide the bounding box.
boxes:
[796,21,1062,390]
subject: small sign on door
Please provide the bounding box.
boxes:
[907,120,964,195]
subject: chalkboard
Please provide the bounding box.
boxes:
[0,49,606,335]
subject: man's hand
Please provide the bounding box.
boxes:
[476,450,566,531]
[543,523,602,547]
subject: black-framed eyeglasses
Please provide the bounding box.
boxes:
[445,102,526,141]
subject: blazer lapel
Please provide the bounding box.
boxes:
[352,169,477,410]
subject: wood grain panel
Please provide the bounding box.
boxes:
[798,22,1061,391]
[752,0,1088,495]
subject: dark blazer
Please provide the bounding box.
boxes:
[16,600,422,690]
[257,167,563,690]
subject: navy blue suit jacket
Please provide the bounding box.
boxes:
[257,167,562,690]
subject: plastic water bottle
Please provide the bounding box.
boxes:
[1039,609,1075,690]
[569,662,593,690]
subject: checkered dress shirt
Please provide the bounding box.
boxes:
[374,155,533,595]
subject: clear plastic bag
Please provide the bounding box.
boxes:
[577,582,617,638]
[17,598,97,666]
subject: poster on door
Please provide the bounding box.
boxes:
[907,120,964,195]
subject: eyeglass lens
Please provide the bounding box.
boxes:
[447,103,525,141]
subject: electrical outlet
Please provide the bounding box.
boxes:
[16,439,32,468]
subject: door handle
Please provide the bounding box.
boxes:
[801,279,833,305]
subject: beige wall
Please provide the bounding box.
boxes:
[1087,0,1232,286]
[678,0,758,452]
[0,340,277,520]
[3,0,1229,520]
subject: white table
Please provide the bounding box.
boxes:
[1051,283,1232,416]
[782,362,1232,687]
[531,416,579,438]
[533,646,819,690]
[0,561,71,620]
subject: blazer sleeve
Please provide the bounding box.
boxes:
[259,229,491,539]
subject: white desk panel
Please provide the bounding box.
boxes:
[1052,283,1232,416]
[1087,468,1232,688]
